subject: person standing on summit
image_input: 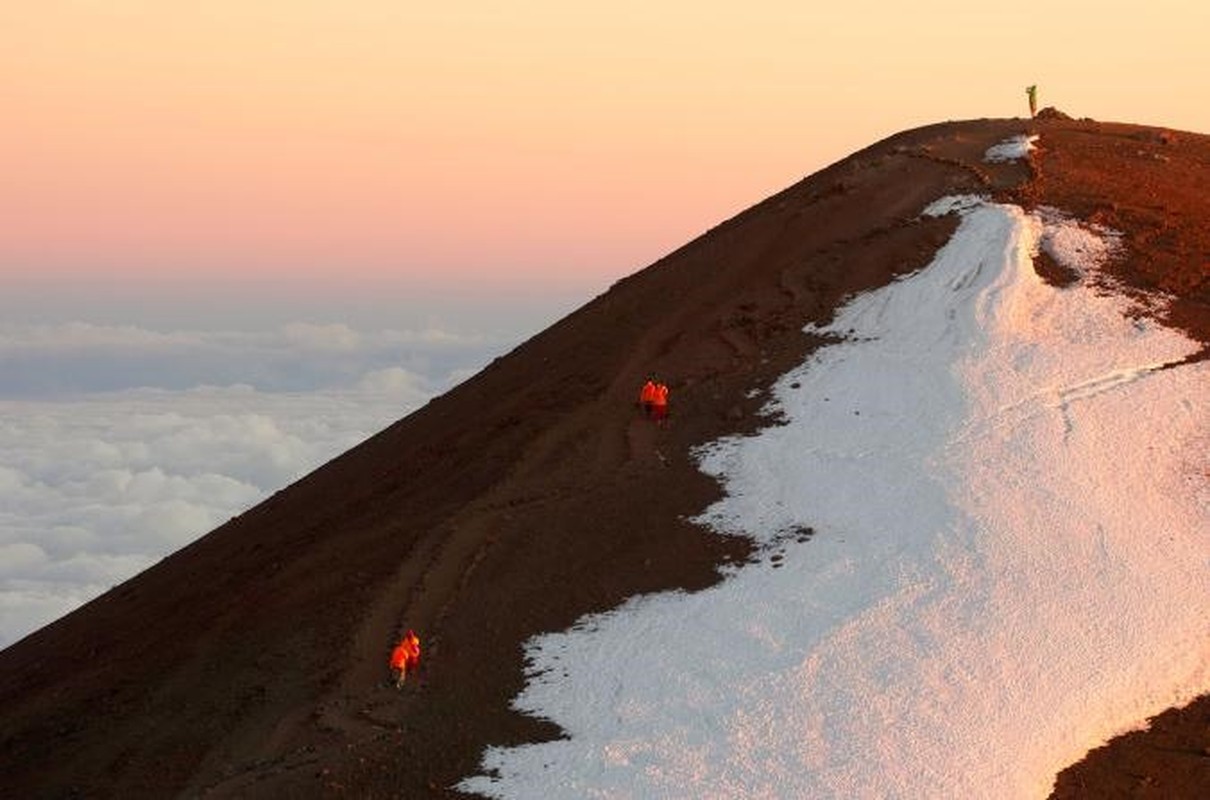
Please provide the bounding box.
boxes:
[1026,84,1038,118]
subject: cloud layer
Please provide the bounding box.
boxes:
[0,320,494,396]
[0,321,511,648]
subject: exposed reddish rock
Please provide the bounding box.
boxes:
[1036,106,1074,121]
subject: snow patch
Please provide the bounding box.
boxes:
[1034,206,1123,278]
[984,134,1039,162]
[924,194,986,217]
[459,197,1208,799]
[930,200,1123,283]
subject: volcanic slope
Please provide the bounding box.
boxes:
[0,116,1206,799]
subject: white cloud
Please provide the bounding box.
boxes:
[0,543,48,577]
[0,322,200,354]
[0,319,514,648]
[0,320,507,396]
[281,322,362,351]
[0,385,412,647]
[354,366,430,396]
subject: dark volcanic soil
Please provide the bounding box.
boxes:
[0,116,1206,799]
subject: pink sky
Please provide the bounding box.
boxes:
[4,2,1208,304]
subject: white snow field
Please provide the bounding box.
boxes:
[460,195,1208,794]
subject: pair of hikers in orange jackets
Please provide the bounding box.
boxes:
[639,376,670,422]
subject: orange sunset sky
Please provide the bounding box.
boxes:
[4,1,1208,313]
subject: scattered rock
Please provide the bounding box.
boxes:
[1036,106,1072,120]
[1136,129,1179,146]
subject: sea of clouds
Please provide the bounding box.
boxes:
[0,320,516,648]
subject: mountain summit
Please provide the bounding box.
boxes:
[1,117,1207,798]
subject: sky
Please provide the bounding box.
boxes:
[459,155,1209,797]
[5,1,1210,322]
[2,4,1208,642]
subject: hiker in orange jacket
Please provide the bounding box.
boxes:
[639,375,658,418]
[390,629,421,688]
[652,381,670,425]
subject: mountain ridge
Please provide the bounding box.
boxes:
[1,115,1206,798]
